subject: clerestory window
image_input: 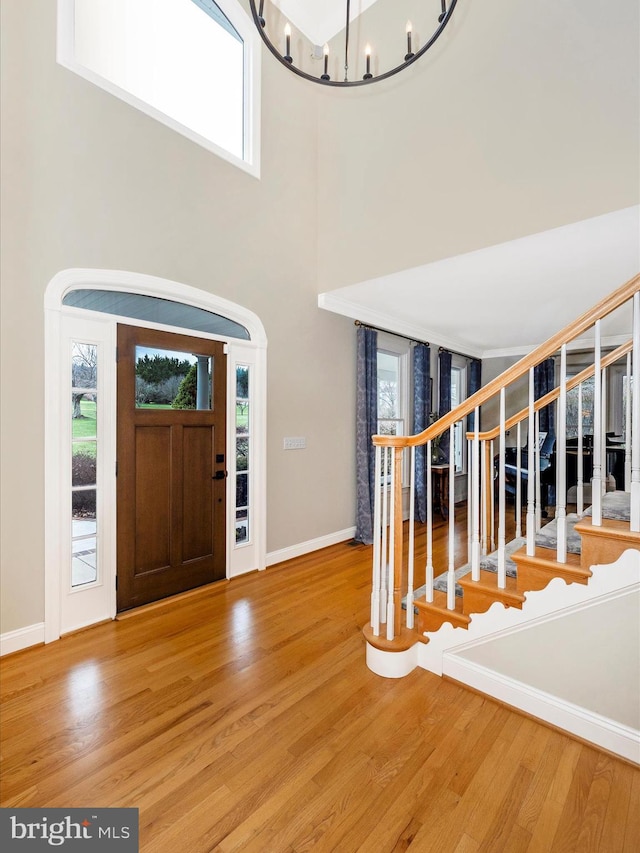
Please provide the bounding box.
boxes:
[57,0,260,175]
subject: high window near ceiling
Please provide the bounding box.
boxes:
[57,0,260,175]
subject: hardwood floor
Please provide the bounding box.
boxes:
[1,521,639,852]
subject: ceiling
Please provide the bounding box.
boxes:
[318,206,640,359]
[273,0,379,46]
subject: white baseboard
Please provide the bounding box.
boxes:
[266,527,356,567]
[443,653,640,765]
[2,529,356,652]
[1,623,45,657]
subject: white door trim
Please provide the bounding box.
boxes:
[44,268,267,642]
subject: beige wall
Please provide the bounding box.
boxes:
[0,0,355,634]
[481,355,527,446]
[317,0,640,289]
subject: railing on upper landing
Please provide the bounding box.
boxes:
[369,273,640,643]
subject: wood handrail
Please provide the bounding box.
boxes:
[373,273,640,448]
[467,339,633,442]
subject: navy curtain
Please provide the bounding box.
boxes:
[412,343,431,523]
[438,349,452,459]
[467,358,482,431]
[534,357,556,506]
[534,358,556,437]
[355,326,378,544]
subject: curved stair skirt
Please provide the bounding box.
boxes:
[365,549,640,759]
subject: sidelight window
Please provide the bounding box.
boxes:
[235,365,250,544]
[71,342,99,587]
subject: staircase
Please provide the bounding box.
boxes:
[411,491,636,631]
[362,274,640,761]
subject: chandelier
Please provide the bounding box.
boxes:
[249,1,459,87]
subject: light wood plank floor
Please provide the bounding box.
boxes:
[2,516,639,852]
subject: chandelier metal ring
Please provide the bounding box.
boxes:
[249,1,459,87]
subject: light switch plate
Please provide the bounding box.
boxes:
[283,437,306,450]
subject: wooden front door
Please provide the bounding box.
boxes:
[116,325,226,611]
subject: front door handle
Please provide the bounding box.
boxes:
[213,470,228,480]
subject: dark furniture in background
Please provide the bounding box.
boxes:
[498,433,626,509]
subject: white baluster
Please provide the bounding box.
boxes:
[380,447,388,623]
[535,411,542,532]
[426,443,434,603]
[406,446,415,629]
[471,408,481,581]
[577,383,584,516]
[490,438,496,552]
[467,438,472,563]
[371,445,382,635]
[601,367,607,497]
[481,439,488,556]
[447,424,456,610]
[386,447,396,640]
[631,293,640,532]
[526,368,536,556]
[625,352,631,491]
[556,344,567,563]
[592,320,602,525]
[515,422,522,538]
[498,388,506,588]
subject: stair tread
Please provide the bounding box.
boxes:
[363,623,422,652]
[511,545,590,576]
[574,515,639,541]
[535,513,582,555]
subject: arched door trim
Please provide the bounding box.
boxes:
[44,268,267,642]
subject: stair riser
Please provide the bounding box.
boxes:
[580,535,638,570]
[515,564,590,594]
[461,588,524,616]
[417,610,470,634]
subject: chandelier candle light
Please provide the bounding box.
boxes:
[249,0,459,88]
[284,22,292,63]
[405,21,414,61]
[322,43,330,81]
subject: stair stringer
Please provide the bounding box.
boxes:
[415,548,640,677]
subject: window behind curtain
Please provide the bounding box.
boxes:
[566,376,595,439]
[377,351,404,438]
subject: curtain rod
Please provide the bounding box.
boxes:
[354,320,429,348]
[438,345,479,362]
[354,320,480,362]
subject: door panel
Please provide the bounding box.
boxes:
[135,426,172,572]
[182,426,215,562]
[117,325,226,611]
